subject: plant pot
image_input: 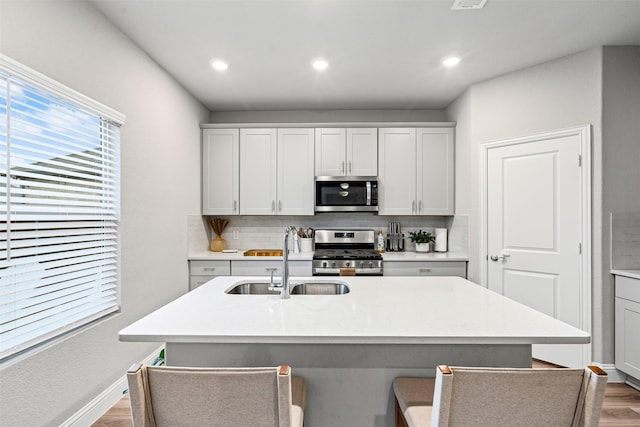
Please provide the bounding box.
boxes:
[415,242,432,253]
[210,235,227,252]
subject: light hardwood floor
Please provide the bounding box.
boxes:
[92,362,640,426]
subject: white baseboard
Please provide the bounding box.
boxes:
[61,346,164,427]
[626,375,640,391]
[590,362,627,383]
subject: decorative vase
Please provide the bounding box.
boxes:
[415,242,431,253]
[210,235,227,252]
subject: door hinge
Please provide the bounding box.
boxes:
[578,155,582,167]
[578,243,582,254]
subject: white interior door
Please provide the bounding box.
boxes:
[484,127,590,368]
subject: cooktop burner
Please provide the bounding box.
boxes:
[313,249,382,260]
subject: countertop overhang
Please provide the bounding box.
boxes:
[119,276,589,346]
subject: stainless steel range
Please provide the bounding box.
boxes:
[312,229,383,276]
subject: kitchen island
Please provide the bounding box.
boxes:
[120,276,589,427]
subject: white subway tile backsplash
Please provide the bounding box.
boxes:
[190,214,470,255]
[611,212,640,269]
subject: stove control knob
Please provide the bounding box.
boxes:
[331,261,336,268]
[359,261,364,268]
[369,261,374,268]
[345,261,350,267]
[322,261,328,268]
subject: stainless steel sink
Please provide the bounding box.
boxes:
[291,282,350,295]
[225,282,280,295]
[225,281,350,295]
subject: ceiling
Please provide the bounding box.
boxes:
[90,0,640,112]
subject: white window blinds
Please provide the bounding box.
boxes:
[0,55,124,360]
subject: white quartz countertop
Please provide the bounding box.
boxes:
[188,251,468,262]
[120,276,589,345]
[611,269,640,280]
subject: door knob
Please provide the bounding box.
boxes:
[490,253,511,262]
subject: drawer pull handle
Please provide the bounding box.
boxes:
[265,267,278,272]
[203,267,216,272]
[419,268,432,273]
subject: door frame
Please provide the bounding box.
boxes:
[479,125,592,364]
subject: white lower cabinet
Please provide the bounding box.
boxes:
[189,260,231,290]
[231,260,312,277]
[615,275,640,380]
[383,261,467,278]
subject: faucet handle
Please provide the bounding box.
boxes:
[266,267,278,285]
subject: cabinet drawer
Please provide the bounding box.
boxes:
[383,261,466,278]
[190,260,231,276]
[190,276,216,290]
[231,260,312,276]
[616,276,640,303]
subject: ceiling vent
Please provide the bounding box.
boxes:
[452,0,487,10]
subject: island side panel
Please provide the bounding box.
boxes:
[166,342,532,427]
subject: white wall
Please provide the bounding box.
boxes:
[601,46,640,362]
[210,109,448,123]
[0,1,209,425]
[446,49,606,360]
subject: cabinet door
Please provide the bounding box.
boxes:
[240,128,277,215]
[378,128,416,215]
[417,128,455,215]
[615,276,640,379]
[315,128,346,176]
[202,129,239,215]
[347,128,378,176]
[277,128,315,215]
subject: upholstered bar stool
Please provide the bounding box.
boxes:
[127,364,306,427]
[393,364,607,427]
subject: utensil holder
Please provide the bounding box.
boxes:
[300,238,313,253]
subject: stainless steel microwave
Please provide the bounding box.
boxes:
[315,176,378,213]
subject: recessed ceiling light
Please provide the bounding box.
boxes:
[442,56,461,67]
[312,59,329,71]
[210,60,229,71]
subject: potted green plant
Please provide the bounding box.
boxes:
[408,229,435,253]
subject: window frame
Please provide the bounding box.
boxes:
[0,54,125,362]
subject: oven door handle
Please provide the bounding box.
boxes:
[366,181,371,206]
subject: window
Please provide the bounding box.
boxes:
[0,55,125,361]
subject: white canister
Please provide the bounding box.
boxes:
[300,238,314,253]
[434,228,448,252]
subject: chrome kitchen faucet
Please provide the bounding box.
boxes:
[270,225,298,299]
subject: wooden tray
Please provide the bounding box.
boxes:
[243,249,283,256]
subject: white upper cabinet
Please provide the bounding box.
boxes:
[378,128,417,215]
[347,128,378,176]
[315,128,377,176]
[203,124,451,217]
[239,128,314,216]
[202,129,239,215]
[378,127,454,216]
[315,128,345,176]
[416,128,455,215]
[240,128,278,215]
[277,128,315,215]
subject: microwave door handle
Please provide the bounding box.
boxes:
[366,181,371,206]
